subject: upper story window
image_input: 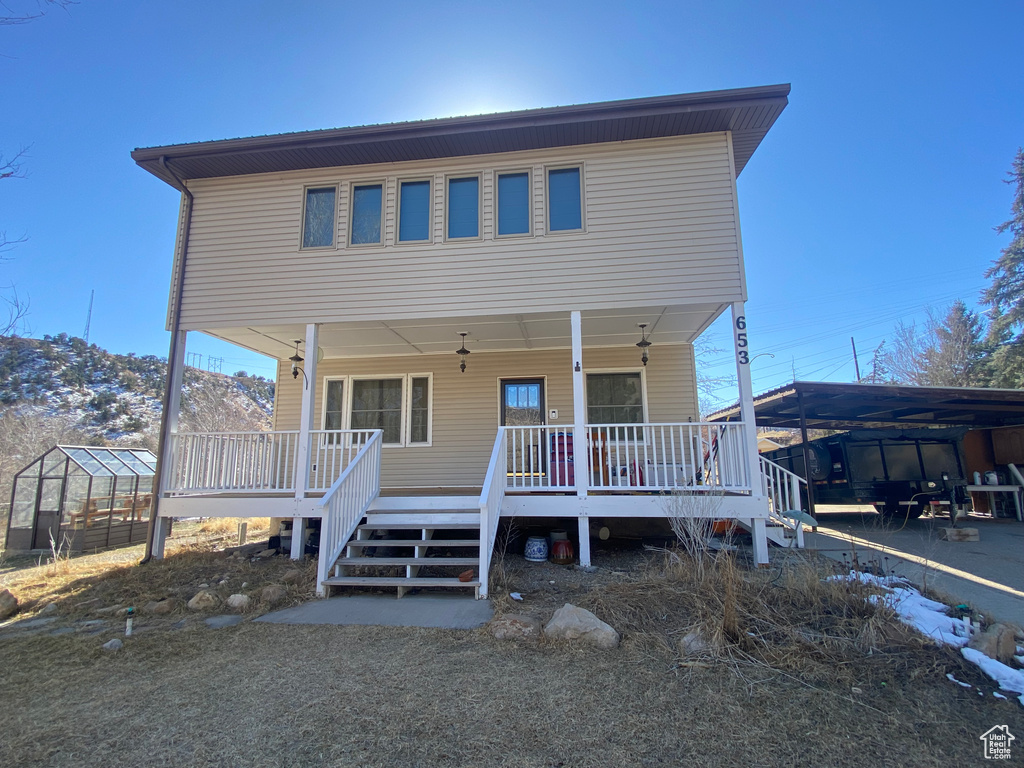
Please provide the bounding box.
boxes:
[398,179,431,243]
[302,186,337,248]
[547,166,583,232]
[350,183,383,245]
[447,176,480,239]
[496,171,530,236]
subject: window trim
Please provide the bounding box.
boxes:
[396,177,434,244]
[444,173,483,242]
[583,368,649,427]
[320,373,433,448]
[347,180,385,248]
[545,164,586,235]
[494,168,533,239]
[299,184,339,250]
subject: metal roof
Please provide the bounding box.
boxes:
[706,381,1024,429]
[132,84,790,187]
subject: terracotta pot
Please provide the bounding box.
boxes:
[550,538,574,565]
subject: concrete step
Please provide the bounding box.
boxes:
[322,576,480,588]
[336,557,479,567]
[347,538,480,548]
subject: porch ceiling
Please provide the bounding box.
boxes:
[203,304,727,362]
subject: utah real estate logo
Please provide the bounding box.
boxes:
[980,725,1015,760]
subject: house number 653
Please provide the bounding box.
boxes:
[735,316,749,365]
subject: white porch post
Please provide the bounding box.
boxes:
[731,302,768,565]
[570,310,591,566]
[153,330,187,559]
[291,322,319,559]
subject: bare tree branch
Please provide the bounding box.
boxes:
[0,0,75,26]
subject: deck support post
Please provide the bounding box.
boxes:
[576,516,591,567]
[153,329,187,560]
[292,322,319,560]
[749,518,769,565]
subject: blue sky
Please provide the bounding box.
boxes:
[1,1,1022,403]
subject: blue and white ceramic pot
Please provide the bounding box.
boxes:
[524,535,549,563]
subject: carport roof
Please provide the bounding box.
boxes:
[706,381,1024,429]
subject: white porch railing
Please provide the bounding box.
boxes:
[166,431,300,494]
[503,422,751,493]
[504,426,576,490]
[760,455,810,547]
[316,430,383,596]
[478,427,508,599]
[308,430,379,491]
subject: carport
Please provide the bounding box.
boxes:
[708,381,1024,516]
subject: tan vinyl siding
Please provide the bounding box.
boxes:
[177,133,743,329]
[274,344,697,489]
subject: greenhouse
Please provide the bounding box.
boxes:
[5,446,157,552]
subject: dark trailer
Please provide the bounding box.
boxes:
[762,428,968,518]
[5,445,157,552]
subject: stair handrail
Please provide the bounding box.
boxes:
[477,427,507,599]
[759,455,810,547]
[316,430,383,596]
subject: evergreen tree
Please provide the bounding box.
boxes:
[982,148,1024,387]
[921,300,986,386]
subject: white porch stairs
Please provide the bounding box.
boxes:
[320,497,484,598]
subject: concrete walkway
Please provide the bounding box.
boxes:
[255,593,493,630]
[805,507,1024,626]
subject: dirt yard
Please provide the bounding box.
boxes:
[0,532,1022,767]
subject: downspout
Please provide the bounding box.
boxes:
[141,156,193,564]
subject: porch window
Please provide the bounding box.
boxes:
[547,166,582,232]
[324,380,345,430]
[351,379,404,444]
[398,179,431,242]
[301,187,337,248]
[496,171,530,236]
[409,377,430,444]
[447,176,480,239]
[586,372,644,429]
[350,183,383,245]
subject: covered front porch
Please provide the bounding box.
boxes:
[152,303,804,597]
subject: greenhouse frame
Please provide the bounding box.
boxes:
[5,446,157,552]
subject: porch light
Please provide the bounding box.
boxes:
[636,324,651,366]
[289,339,304,379]
[456,332,471,373]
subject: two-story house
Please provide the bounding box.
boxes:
[131,84,804,599]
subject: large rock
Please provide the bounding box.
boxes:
[102,638,123,651]
[187,590,220,612]
[490,613,543,641]
[0,589,18,620]
[261,585,287,604]
[145,598,182,616]
[968,623,1018,663]
[226,593,251,611]
[543,603,620,650]
[282,569,304,585]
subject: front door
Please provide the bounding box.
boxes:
[33,477,65,550]
[501,379,546,479]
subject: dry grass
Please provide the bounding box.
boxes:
[0,540,1021,766]
[195,516,271,536]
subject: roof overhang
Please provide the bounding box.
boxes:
[706,381,1024,429]
[132,84,790,187]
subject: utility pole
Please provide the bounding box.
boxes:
[83,290,94,343]
[851,336,862,381]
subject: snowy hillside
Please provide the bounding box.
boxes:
[0,334,275,445]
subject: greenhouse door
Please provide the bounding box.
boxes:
[33,478,64,549]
